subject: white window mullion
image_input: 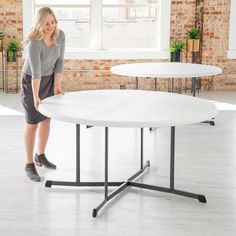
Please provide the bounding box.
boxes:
[157,0,171,51]
[23,0,35,40]
[228,0,236,59]
[90,0,102,49]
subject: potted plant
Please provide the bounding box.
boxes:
[186,27,200,52]
[6,40,19,62]
[0,32,4,52]
[170,41,184,62]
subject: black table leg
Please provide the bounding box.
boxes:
[192,77,215,126]
[45,124,124,188]
[129,127,206,203]
[46,125,206,218]
[92,127,150,217]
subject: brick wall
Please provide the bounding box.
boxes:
[0,0,235,92]
[0,0,22,92]
[202,0,235,90]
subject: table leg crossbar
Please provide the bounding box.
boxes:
[93,160,150,217]
[45,124,207,218]
[128,182,206,201]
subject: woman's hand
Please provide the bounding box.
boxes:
[54,86,64,95]
[54,73,64,95]
[33,96,41,111]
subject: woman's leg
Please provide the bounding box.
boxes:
[37,118,51,155]
[24,123,38,163]
[24,122,41,181]
[35,118,56,169]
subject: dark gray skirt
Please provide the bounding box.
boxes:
[21,73,54,124]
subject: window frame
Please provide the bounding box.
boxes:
[228,0,236,59]
[23,0,171,59]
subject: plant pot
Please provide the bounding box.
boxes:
[187,39,200,52]
[170,51,181,62]
[7,51,17,62]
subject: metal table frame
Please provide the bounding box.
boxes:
[45,124,206,217]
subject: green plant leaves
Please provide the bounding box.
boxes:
[186,28,200,39]
[7,40,20,52]
[170,41,184,52]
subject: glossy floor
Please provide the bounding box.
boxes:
[0,91,236,236]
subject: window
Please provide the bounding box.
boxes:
[23,0,171,59]
[35,0,90,49]
[102,0,159,49]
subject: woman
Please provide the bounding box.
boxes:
[21,7,65,182]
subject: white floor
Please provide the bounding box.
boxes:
[0,90,236,236]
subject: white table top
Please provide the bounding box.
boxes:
[111,62,222,78]
[39,90,217,128]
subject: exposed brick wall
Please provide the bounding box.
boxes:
[0,0,23,92]
[61,59,171,92]
[202,0,234,90]
[0,0,23,44]
[0,0,235,92]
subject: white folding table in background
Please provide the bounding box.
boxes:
[39,90,218,217]
[111,62,222,126]
[111,62,222,94]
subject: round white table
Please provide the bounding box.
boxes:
[111,62,222,127]
[39,90,218,217]
[111,62,222,96]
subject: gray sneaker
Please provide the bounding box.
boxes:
[25,163,41,182]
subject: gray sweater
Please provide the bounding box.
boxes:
[22,29,65,79]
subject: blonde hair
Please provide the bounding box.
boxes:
[24,7,59,46]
